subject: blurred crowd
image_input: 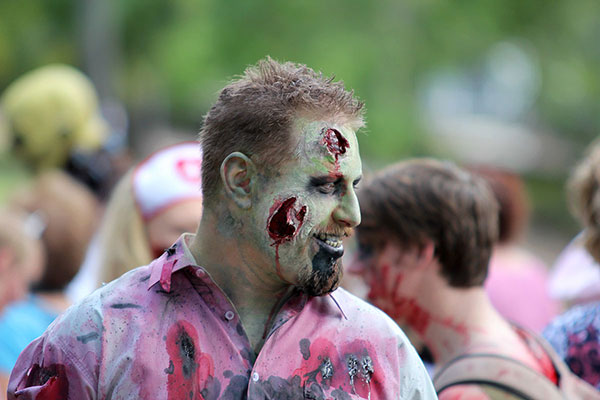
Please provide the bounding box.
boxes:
[0,63,599,398]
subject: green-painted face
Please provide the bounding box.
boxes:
[250,119,362,296]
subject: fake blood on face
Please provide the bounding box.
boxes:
[267,197,307,244]
[322,128,349,164]
[267,197,307,279]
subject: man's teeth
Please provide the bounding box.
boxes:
[315,233,342,248]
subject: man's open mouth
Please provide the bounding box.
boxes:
[314,232,344,258]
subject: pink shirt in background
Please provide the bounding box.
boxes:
[8,235,436,399]
[485,246,561,333]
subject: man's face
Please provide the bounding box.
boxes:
[250,119,362,296]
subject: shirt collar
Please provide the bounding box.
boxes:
[146,233,348,318]
[147,233,198,292]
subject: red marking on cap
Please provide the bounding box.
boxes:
[175,159,202,183]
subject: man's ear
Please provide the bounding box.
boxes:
[220,152,256,209]
[418,241,435,266]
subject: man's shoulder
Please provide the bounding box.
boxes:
[46,265,154,335]
[315,287,409,339]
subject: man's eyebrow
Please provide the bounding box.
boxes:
[309,175,343,186]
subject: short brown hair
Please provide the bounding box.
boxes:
[357,159,499,287]
[466,165,529,244]
[568,140,600,262]
[199,57,364,200]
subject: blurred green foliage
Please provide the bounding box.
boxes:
[1,0,599,233]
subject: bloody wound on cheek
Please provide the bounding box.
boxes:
[322,128,350,163]
[267,197,307,245]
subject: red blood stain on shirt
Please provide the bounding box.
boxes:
[292,336,386,399]
[22,363,69,400]
[322,128,349,164]
[165,321,214,400]
[341,339,385,399]
[292,337,342,388]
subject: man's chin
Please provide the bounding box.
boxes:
[297,262,343,297]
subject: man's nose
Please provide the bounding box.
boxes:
[333,189,361,228]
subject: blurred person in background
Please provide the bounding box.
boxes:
[351,159,599,399]
[0,171,99,383]
[548,235,600,307]
[0,209,45,397]
[66,142,204,302]
[0,209,44,316]
[544,140,600,391]
[0,64,129,201]
[467,165,561,332]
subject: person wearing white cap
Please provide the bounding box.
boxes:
[101,141,204,283]
[65,141,203,300]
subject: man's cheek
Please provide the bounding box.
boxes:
[266,197,308,245]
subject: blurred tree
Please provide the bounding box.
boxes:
[1,0,599,231]
[1,0,599,157]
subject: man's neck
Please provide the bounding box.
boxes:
[189,207,292,352]
[405,285,520,367]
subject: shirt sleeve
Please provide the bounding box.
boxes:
[7,331,97,399]
[397,333,438,399]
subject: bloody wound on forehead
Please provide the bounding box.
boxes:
[321,128,350,163]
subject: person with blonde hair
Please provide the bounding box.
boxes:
[101,141,204,282]
[66,141,204,302]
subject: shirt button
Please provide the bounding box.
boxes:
[224,311,235,321]
[195,269,205,278]
[252,372,259,382]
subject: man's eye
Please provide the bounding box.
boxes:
[318,183,336,194]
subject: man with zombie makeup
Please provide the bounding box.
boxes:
[351,158,600,399]
[8,58,436,399]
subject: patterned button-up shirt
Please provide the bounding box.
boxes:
[8,235,436,399]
